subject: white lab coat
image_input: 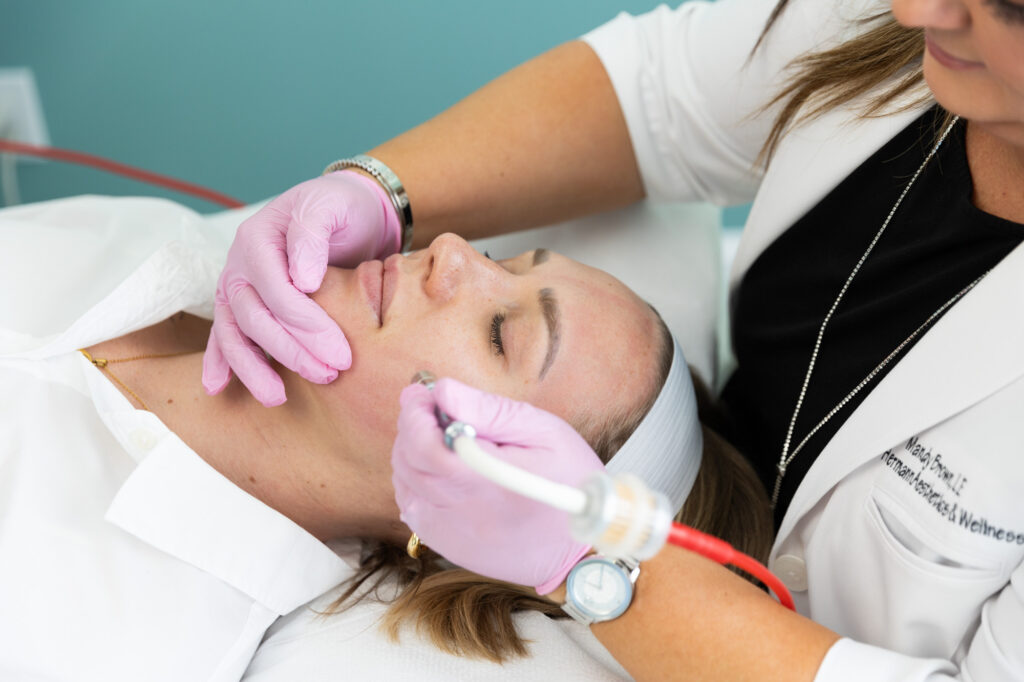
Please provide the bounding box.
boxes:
[584,0,1023,679]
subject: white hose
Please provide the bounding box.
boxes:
[450,432,588,515]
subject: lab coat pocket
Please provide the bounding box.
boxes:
[867,486,1002,579]
[854,486,1006,656]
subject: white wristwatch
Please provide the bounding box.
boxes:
[561,555,640,625]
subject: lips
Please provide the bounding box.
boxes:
[381,254,400,323]
[925,33,984,71]
[357,260,384,325]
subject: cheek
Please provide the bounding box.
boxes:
[889,0,915,27]
[329,365,405,448]
[989,49,1024,103]
[350,313,511,413]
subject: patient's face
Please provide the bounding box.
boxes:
[310,233,662,462]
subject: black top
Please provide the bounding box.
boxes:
[720,106,1024,526]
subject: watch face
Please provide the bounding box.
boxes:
[567,557,633,621]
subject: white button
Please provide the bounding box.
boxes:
[774,554,808,592]
[129,428,158,452]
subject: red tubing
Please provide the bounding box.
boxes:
[0,139,245,209]
[667,522,796,611]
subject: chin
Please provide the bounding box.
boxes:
[925,67,1024,141]
[923,65,971,115]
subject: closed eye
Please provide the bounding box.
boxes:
[985,0,1024,23]
[490,312,506,356]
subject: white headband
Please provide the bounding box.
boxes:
[605,337,702,513]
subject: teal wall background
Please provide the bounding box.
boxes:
[1,1,747,224]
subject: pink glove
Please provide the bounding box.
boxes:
[202,171,402,406]
[392,378,603,594]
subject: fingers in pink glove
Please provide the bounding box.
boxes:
[287,226,332,294]
[201,327,232,395]
[227,284,341,385]
[243,225,352,372]
[205,300,287,407]
[393,384,473,481]
[432,378,560,446]
[391,380,595,592]
[284,190,337,293]
[287,172,401,291]
[391,385,494,518]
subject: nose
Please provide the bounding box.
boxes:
[891,0,971,30]
[423,233,499,301]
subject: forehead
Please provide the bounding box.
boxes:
[518,252,662,417]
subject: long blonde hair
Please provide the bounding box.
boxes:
[326,320,773,662]
[756,2,941,166]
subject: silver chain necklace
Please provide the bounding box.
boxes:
[771,115,985,509]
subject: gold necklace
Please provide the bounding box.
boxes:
[78,348,193,412]
[772,115,986,509]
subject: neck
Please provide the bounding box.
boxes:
[965,120,1024,225]
[88,319,407,544]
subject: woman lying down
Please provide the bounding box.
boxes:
[0,196,770,682]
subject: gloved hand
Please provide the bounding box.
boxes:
[202,171,402,406]
[392,378,603,594]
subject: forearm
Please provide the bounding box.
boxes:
[367,40,644,247]
[574,549,840,681]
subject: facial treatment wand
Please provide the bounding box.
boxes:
[411,372,795,610]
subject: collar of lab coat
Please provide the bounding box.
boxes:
[740,98,1024,555]
[730,100,929,294]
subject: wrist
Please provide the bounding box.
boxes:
[540,547,595,604]
[536,544,592,595]
[338,171,404,257]
[542,582,568,605]
[323,155,413,253]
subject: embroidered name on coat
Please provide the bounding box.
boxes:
[879,436,1024,546]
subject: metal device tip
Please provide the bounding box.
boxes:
[411,370,436,388]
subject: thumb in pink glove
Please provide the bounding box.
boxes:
[202,171,402,406]
[391,378,603,594]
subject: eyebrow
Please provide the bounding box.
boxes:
[532,248,551,266]
[538,287,560,380]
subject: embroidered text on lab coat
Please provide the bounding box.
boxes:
[880,436,1024,545]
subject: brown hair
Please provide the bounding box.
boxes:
[326,317,772,662]
[755,2,943,166]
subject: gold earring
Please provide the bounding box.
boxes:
[406,532,424,559]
